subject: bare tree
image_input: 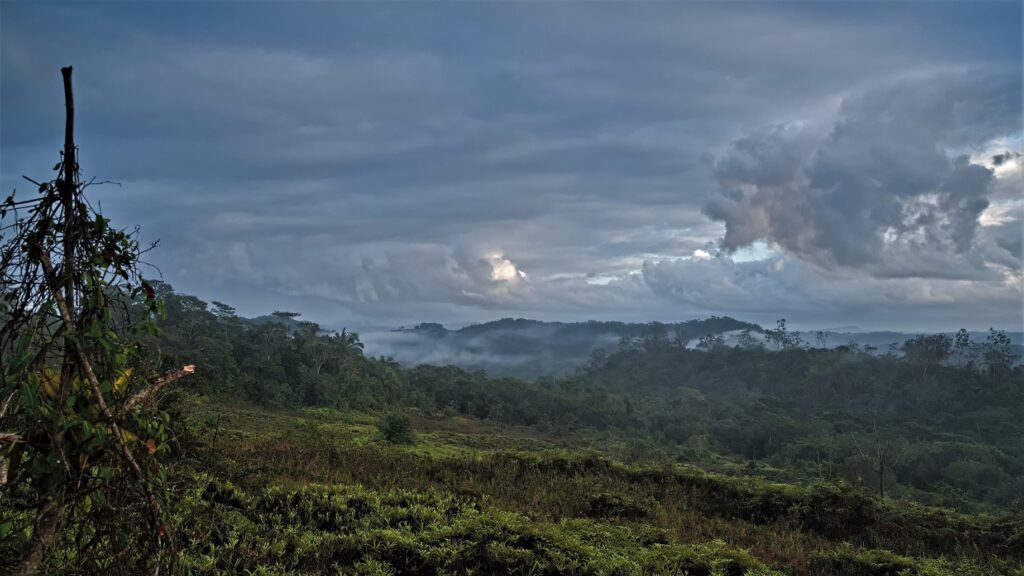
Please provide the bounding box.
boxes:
[1,67,193,576]
[850,416,906,501]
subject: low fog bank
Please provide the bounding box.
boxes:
[356,319,1023,379]
[359,317,757,379]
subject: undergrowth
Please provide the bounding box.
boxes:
[161,398,1023,575]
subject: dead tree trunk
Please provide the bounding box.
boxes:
[16,65,79,576]
[59,66,77,404]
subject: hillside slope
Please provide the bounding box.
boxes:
[165,399,1022,576]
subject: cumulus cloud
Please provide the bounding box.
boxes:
[704,71,1020,279]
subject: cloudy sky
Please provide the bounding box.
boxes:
[2,2,1021,332]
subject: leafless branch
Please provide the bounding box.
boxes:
[119,365,195,416]
[0,432,21,444]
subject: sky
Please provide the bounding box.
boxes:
[1,1,1021,332]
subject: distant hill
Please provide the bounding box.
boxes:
[358,319,1023,378]
[361,317,761,378]
[828,330,1024,361]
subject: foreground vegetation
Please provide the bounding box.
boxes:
[5,281,1020,574]
[161,399,1021,575]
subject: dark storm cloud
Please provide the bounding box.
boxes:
[704,71,1020,279]
[1,2,1020,330]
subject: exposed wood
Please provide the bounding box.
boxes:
[61,66,76,182]
[17,67,77,576]
[59,66,77,406]
[0,432,20,444]
[119,365,195,416]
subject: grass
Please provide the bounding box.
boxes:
[176,476,779,575]
[168,397,1024,575]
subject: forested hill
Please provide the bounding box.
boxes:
[569,336,1024,512]
[361,316,760,378]
[146,282,1024,514]
[360,319,1023,379]
[16,280,1015,573]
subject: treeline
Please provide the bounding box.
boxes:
[146,283,406,409]
[571,331,1023,512]
[146,283,1022,512]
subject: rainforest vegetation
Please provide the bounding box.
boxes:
[145,282,1024,514]
[3,275,1023,574]
[9,276,1024,569]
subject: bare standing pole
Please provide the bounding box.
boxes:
[17,65,81,576]
[60,66,76,309]
[58,66,77,414]
[62,67,76,178]
[10,64,192,576]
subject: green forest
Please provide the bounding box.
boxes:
[5,277,1023,574]
[149,283,1024,514]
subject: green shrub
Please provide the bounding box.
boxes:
[810,547,919,576]
[586,491,652,519]
[378,413,414,444]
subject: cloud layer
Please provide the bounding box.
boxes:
[1,2,1020,331]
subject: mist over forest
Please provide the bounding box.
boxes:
[356,318,1024,379]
